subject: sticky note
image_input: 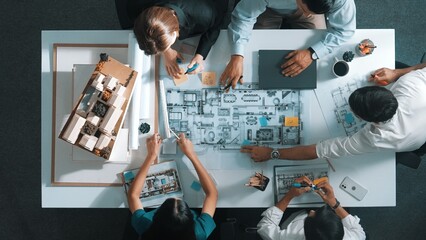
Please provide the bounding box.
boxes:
[284,117,299,127]
[190,181,202,192]
[259,116,268,127]
[202,72,216,86]
[173,68,188,86]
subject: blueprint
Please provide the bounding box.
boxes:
[330,81,367,136]
[165,84,303,150]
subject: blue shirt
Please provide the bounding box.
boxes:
[228,0,356,59]
[131,209,216,240]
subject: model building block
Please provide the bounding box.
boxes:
[79,134,98,151]
[107,94,125,109]
[91,73,105,91]
[62,114,86,144]
[99,107,123,134]
[114,84,127,96]
[59,54,138,159]
[95,134,111,150]
[86,112,100,125]
[103,75,118,90]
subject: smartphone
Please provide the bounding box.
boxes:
[340,176,368,201]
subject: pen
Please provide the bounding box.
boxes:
[222,75,243,91]
[292,183,312,188]
[169,129,180,140]
[184,62,199,74]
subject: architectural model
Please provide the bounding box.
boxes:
[331,82,367,136]
[166,84,303,150]
[59,55,137,159]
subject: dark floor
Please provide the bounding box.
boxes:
[1,0,425,239]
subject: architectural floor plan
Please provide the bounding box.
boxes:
[331,81,367,136]
[166,84,303,150]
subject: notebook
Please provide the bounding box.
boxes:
[258,50,317,89]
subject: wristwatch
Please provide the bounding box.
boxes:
[308,47,318,60]
[270,149,280,159]
[331,198,341,210]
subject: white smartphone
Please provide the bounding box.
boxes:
[340,176,368,201]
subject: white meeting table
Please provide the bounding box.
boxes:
[42,29,395,208]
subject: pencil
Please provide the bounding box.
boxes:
[169,129,180,140]
[223,76,243,91]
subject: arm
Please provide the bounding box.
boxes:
[241,144,318,162]
[257,177,312,240]
[177,133,218,217]
[316,181,366,239]
[128,133,162,213]
[310,0,356,59]
[220,0,267,89]
[228,0,268,56]
[163,48,184,78]
[369,63,426,85]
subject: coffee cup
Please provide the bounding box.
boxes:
[332,57,349,77]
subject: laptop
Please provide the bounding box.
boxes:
[258,50,317,89]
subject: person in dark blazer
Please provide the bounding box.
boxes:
[116,0,227,77]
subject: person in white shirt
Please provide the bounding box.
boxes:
[241,63,426,161]
[257,176,365,240]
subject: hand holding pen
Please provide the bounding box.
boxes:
[185,54,204,75]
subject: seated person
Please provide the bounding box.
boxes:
[123,0,227,77]
[241,63,426,161]
[257,176,365,240]
[220,0,356,88]
[128,133,218,240]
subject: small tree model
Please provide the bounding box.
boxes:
[343,51,355,62]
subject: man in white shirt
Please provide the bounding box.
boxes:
[241,63,426,162]
[258,176,365,240]
[220,0,356,89]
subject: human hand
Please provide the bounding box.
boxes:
[368,67,399,86]
[187,54,205,75]
[286,176,313,198]
[315,181,337,207]
[163,48,184,78]
[177,133,196,159]
[219,55,244,91]
[240,146,273,162]
[281,49,313,77]
[146,133,162,160]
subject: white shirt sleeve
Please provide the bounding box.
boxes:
[257,206,306,240]
[311,0,356,58]
[228,0,269,56]
[342,215,366,240]
[316,125,381,159]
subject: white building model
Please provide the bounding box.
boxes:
[59,55,137,159]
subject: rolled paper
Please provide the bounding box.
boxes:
[127,34,143,150]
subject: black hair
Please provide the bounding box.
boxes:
[141,198,196,240]
[303,0,335,14]
[304,205,344,240]
[349,86,398,123]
